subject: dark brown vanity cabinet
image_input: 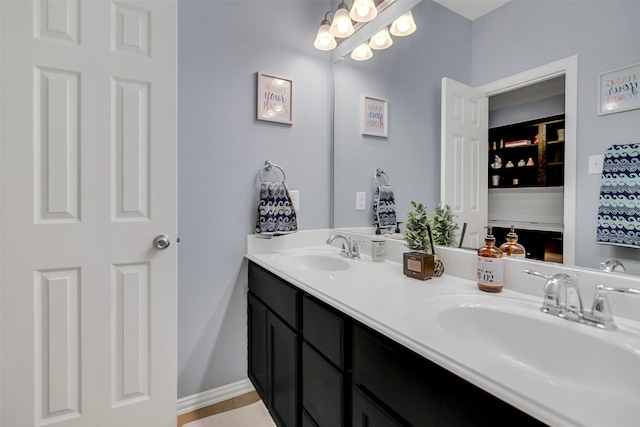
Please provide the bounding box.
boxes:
[248,262,349,427]
[301,296,348,427]
[248,263,300,427]
[352,324,547,427]
[248,261,547,427]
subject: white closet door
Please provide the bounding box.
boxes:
[441,77,488,249]
[1,1,177,426]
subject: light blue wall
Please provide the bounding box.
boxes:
[472,0,640,274]
[177,0,640,399]
[178,0,332,398]
[333,0,471,229]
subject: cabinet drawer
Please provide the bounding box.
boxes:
[352,386,402,427]
[353,324,545,427]
[303,295,346,369]
[302,342,344,427]
[249,262,299,329]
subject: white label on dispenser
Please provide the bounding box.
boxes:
[477,256,503,287]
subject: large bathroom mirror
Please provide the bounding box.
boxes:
[332,0,640,276]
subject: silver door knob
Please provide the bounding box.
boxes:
[153,235,171,250]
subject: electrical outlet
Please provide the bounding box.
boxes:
[355,192,366,210]
[588,154,604,175]
[289,190,300,211]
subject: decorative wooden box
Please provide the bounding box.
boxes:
[403,252,434,280]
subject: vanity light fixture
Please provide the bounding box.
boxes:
[314,12,337,51]
[350,0,378,23]
[390,10,416,36]
[330,2,355,38]
[351,42,373,61]
[369,27,393,50]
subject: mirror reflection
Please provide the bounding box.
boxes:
[332,0,640,276]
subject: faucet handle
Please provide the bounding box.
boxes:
[600,259,626,273]
[351,239,362,259]
[590,291,615,329]
[588,284,640,330]
[596,284,640,295]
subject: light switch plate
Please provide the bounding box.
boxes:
[289,190,300,211]
[355,192,366,210]
[588,154,604,175]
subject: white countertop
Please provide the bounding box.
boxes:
[246,230,640,427]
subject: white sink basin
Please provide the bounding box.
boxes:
[275,253,351,272]
[429,293,640,396]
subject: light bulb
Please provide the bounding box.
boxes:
[369,28,392,50]
[397,19,410,33]
[330,6,354,38]
[356,5,369,17]
[351,43,372,61]
[390,10,416,37]
[314,20,337,50]
[349,0,377,23]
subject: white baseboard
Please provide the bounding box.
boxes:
[177,379,256,415]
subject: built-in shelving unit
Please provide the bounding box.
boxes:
[488,114,565,188]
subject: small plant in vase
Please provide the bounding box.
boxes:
[431,202,459,247]
[403,201,435,280]
[405,201,431,252]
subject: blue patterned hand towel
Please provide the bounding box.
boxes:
[255,182,298,236]
[373,185,397,229]
[596,143,640,248]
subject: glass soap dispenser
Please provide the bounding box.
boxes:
[500,225,526,258]
[477,226,503,293]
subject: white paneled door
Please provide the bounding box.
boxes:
[441,77,488,249]
[1,1,177,426]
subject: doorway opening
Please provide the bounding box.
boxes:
[478,55,577,265]
[487,76,565,262]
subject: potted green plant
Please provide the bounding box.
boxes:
[404,201,431,252]
[430,202,459,247]
[403,201,434,280]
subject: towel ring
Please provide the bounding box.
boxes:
[259,161,286,184]
[374,168,391,186]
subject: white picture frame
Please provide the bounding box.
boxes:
[362,96,388,137]
[597,62,640,116]
[257,72,293,124]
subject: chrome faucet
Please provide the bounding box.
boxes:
[524,269,640,330]
[326,235,361,259]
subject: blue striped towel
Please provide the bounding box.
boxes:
[373,185,397,229]
[596,143,640,248]
[255,182,298,237]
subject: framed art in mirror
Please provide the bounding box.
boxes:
[257,72,293,124]
[363,96,388,137]
[598,62,640,116]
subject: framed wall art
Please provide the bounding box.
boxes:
[598,62,640,116]
[257,72,293,124]
[362,96,388,137]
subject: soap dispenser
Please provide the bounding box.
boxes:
[477,226,503,293]
[499,225,526,258]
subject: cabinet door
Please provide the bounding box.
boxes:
[268,311,299,427]
[353,324,546,426]
[248,293,268,399]
[302,343,344,426]
[352,386,402,427]
[303,296,346,369]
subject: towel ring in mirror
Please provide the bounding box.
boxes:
[374,168,391,186]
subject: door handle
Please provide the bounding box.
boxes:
[153,235,171,250]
